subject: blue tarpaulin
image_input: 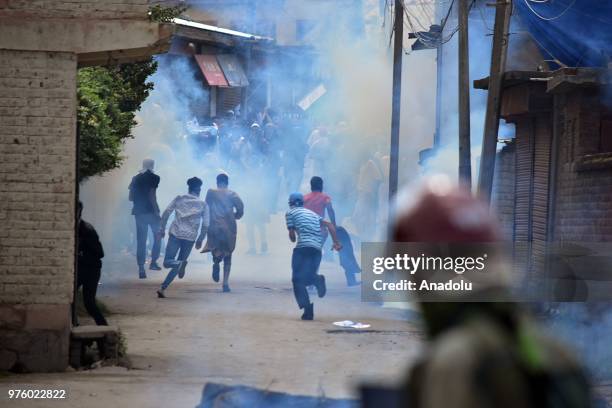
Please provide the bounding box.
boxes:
[515,0,612,68]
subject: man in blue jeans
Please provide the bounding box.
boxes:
[129,158,162,279]
[156,177,210,298]
[286,192,342,320]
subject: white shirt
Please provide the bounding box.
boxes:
[161,194,210,242]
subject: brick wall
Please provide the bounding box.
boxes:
[0,50,76,371]
[0,0,149,19]
[0,0,166,373]
[0,50,77,305]
[553,89,612,243]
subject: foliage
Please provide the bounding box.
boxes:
[77,61,157,181]
[148,4,187,23]
[77,5,185,182]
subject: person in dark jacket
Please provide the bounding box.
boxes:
[77,201,108,326]
[128,158,162,279]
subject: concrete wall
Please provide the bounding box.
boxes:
[0,0,148,19]
[0,50,77,372]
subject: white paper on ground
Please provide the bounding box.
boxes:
[333,321,371,329]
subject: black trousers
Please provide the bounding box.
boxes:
[291,247,322,309]
[77,267,108,326]
[336,226,361,284]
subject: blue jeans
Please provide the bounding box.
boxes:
[291,247,322,309]
[161,234,194,290]
[135,213,161,267]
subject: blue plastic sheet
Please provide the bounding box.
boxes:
[515,0,612,68]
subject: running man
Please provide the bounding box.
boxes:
[304,176,360,286]
[128,158,162,279]
[156,177,209,298]
[202,173,244,293]
[286,192,342,320]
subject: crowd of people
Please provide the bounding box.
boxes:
[76,106,389,324]
[128,162,243,296]
[74,106,596,405]
[186,108,390,246]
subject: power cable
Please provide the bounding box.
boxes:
[522,0,576,21]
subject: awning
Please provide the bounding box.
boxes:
[194,54,228,87]
[216,54,249,87]
[173,18,273,42]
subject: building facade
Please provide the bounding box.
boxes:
[0,0,172,372]
[487,69,612,299]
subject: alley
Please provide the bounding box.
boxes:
[0,216,422,407]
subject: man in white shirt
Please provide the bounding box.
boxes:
[157,177,210,298]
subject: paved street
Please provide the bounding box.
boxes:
[1,216,423,407]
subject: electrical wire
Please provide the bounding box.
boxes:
[522,0,576,21]
[477,0,494,32]
[387,0,465,52]
[515,30,566,67]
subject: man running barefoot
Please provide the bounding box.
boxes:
[157,177,209,298]
[286,192,342,320]
[202,173,244,293]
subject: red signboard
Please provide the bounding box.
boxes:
[194,54,228,87]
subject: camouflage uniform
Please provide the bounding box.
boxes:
[390,181,592,408]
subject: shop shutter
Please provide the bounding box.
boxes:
[531,114,553,274]
[513,118,535,281]
[218,87,243,114]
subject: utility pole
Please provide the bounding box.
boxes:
[477,0,512,201]
[434,43,443,149]
[458,0,471,188]
[389,0,403,206]
[241,0,256,119]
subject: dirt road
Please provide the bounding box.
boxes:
[0,220,423,408]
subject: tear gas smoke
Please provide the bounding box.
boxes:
[80,0,438,256]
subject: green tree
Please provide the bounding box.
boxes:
[77,61,157,181]
[77,5,185,182]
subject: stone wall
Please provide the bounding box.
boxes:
[0,50,76,371]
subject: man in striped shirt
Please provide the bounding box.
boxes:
[286,192,342,320]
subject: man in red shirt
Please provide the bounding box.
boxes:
[303,176,335,225]
[304,176,360,286]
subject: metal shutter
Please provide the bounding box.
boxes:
[513,118,535,281]
[531,114,553,274]
[218,87,243,114]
